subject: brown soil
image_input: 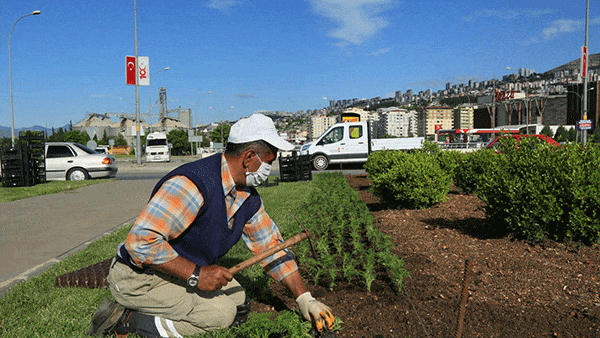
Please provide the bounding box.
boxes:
[255,174,600,338]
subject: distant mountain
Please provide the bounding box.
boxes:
[543,53,600,77]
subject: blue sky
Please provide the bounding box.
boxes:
[1,0,598,128]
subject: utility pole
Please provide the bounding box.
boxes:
[582,0,590,146]
[134,0,142,164]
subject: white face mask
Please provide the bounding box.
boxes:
[245,153,272,187]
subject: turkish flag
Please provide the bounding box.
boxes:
[435,124,442,132]
[126,56,136,85]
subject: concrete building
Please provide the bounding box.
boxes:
[453,106,474,129]
[376,108,417,137]
[419,106,454,136]
[309,115,337,140]
[72,113,119,140]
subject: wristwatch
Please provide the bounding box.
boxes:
[187,265,201,288]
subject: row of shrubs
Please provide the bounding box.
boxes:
[293,172,410,292]
[364,139,600,244]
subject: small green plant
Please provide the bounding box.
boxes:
[292,173,410,293]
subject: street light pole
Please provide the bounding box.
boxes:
[582,0,590,146]
[506,66,529,133]
[134,0,142,164]
[148,67,170,123]
[9,10,41,146]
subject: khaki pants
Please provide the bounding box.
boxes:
[107,258,246,337]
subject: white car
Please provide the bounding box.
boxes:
[45,142,118,181]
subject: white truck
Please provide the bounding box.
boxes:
[300,121,424,170]
[145,132,171,162]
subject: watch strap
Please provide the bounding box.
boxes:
[192,264,201,277]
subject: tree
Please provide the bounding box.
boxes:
[167,129,191,155]
[540,125,553,137]
[592,127,600,143]
[63,130,90,144]
[210,125,231,144]
[554,125,569,142]
[113,134,128,147]
[0,137,11,150]
[47,127,65,142]
[99,130,109,145]
[566,127,577,142]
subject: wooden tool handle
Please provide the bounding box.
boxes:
[228,231,309,274]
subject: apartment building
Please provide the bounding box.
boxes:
[453,106,474,129]
[377,108,417,137]
[308,115,337,140]
[419,106,454,136]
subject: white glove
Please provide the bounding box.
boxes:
[296,292,335,332]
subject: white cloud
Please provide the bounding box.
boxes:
[542,19,582,40]
[369,47,391,56]
[204,0,243,13]
[463,8,554,22]
[309,0,396,46]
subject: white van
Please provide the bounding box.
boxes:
[145,132,171,162]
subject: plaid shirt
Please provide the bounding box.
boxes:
[119,154,297,281]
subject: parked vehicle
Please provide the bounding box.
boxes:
[300,121,424,170]
[145,132,171,162]
[485,134,561,151]
[94,145,110,154]
[45,142,118,181]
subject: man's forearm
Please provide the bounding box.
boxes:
[280,270,309,298]
[150,255,195,281]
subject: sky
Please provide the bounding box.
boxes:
[1,0,598,129]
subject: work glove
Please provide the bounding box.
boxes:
[296,292,335,332]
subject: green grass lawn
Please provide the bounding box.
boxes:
[0,180,314,338]
[0,179,114,203]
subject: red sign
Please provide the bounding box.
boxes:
[581,46,588,78]
[126,56,136,85]
[495,90,515,101]
[434,124,442,132]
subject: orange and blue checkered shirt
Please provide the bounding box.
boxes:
[120,154,298,281]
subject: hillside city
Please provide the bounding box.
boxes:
[3,58,600,152]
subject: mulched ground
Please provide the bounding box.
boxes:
[254,174,600,338]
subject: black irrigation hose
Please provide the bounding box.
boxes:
[403,284,431,338]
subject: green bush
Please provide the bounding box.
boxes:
[454,149,500,194]
[474,138,600,244]
[365,150,451,209]
[293,173,410,292]
[435,150,468,181]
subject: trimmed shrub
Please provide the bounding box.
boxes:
[365,150,451,209]
[474,138,600,244]
[435,149,468,181]
[454,149,500,194]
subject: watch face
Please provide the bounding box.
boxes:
[188,276,198,287]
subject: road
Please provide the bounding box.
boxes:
[0,155,364,296]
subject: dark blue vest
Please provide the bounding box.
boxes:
[120,154,262,268]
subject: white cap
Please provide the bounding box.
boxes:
[228,113,295,151]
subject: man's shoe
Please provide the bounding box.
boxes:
[88,298,128,336]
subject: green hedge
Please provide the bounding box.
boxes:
[364,139,600,245]
[292,172,410,292]
[364,150,451,209]
[472,139,600,244]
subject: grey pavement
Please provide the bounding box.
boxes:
[0,156,194,297]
